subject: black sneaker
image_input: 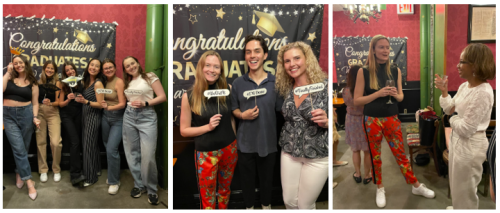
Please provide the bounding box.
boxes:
[131,187,146,198]
[148,194,159,205]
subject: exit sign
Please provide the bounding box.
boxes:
[397,4,414,14]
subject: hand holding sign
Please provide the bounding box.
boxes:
[243,88,267,107]
[208,114,223,131]
[242,106,259,120]
[294,83,325,111]
[311,108,328,128]
[204,89,230,114]
[62,76,83,94]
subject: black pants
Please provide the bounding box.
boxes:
[237,150,277,208]
[60,110,83,181]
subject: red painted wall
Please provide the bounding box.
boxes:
[319,4,328,74]
[332,4,421,83]
[3,4,147,78]
[446,4,496,91]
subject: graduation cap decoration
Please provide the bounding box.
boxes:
[254,10,285,37]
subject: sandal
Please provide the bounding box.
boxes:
[353,172,362,183]
[363,177,372,184]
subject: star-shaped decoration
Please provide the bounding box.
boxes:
[287,11,290,15]
[179,7,183,11]
[307,32,316,42]
[336,53,339,56]
[401,50,405,54]
[279,11,283,16]
[188,14,198,24]
[37,29,42,35]
[107,43,112,48]
[216,7,226,19]
[256,6,260,9]
[302,9,305,13]
[309,7,315,13]
[264,8,268,13]
[238,16,242,21]
[271,11,275,16]
[173,10,176,15]
[294,10,298,15]
[337,68,340,70]
[360,44,364,47]
[53,27,58,33]
[186,4,190,8]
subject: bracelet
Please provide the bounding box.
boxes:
[33,115,38,119]
[87,100,91,105]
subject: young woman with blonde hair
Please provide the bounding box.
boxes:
[180,51,237,209]
[353,35,435,208]
[275,41,328,209]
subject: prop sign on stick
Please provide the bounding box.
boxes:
[243,88,267,107]
[204,89,230,114]
[293,83,325,110]
[97,89,113,94]
[124,89,143,95]
[61,76,83,94]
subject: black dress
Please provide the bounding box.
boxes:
[82,80,102,184]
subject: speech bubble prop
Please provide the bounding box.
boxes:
[97,89,113,94]
[293,83,325,111]
[124,89,143,95]
[204,89,230,114]
[61,76,83,94]
[243,88,267,107]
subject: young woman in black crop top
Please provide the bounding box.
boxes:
[353,35,435,208]
[180,51,237,209]
[3,55,40,200]
[35,60,63,184]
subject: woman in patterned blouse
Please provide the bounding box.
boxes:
[275,41,329,209]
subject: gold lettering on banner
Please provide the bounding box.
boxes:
[10,32,97,55]
[173,28,288,61]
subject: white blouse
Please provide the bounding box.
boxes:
[125,72,159,108]
[440,82,494,138]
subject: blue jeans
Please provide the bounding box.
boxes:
[122,105,158,195]
[3,104,34,180]
[102,109,125,185]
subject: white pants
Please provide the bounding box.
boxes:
[449,131,488,209]
[281,151,328,209]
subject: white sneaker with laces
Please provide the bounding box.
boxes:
[261,204,271,209]
[412,183,435,198]
[108,182,120,195]
[376,187,386,208]
[246,206,254,210]
[40,173,48,183]
[446,206,453,210]
[54,173,61,182]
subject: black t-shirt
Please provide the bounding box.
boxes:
[363,63,399,117]
[188,83,236,152]
[59,81,83,115]
[38,81,58,103]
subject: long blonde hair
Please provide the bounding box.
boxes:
[189,51,228,115]
[275,41,327,98]
[39,60,59,85]
[365,35,393,90]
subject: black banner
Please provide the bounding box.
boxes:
[333,36,407,83]
[173,4,325,125]
[3,16,116,78]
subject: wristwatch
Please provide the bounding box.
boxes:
[145,101,149,107]
[87,100,91,105]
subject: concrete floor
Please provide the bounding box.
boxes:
[3,169,167,208]
[333,123,496,209]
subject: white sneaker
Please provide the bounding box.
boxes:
[246,206,254,210]
[446,206,453,210]
[261,204,271,209]
[54,173,61,182]
[108,182,120,195]
[376,187,386,208]
[412,183,435,198]
[40,173,48,183]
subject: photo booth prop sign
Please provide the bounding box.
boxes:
[333,36,407,84]
[204,89,230,114]
[3,16,116,79]
[294,82,324,110]
[173,4,325,125]
[243,88,267,107]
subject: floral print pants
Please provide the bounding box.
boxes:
[195,140,238,209]
[363,115,417,185]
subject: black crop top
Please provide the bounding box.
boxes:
[188,83,236,152]
[363,63,399,117]
[3,81,32,102]
[38,83,58,103]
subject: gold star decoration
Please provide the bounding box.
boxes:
[53,27,58,33]
[238,16,242,21]
[107,43,112,48]
[307,32,316,42]
[189,14,198,24]
[336,53,339,56]
[216,7,226,19]
[401,50,405,54]
[37,29,42,35]
[360,44,364,47]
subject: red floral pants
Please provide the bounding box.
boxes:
[195,140,238,209]
[363,115,417,185]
